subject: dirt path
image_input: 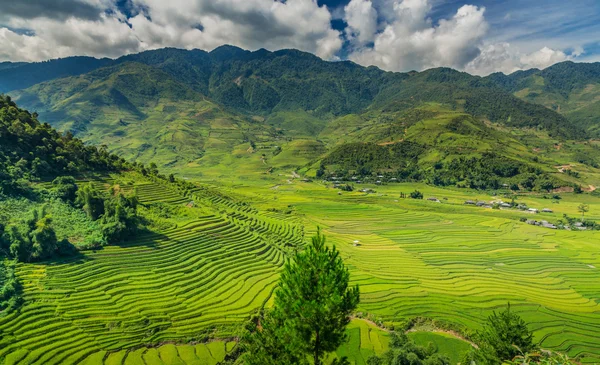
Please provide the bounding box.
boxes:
[351,316,477,348]
[406,328,477,348]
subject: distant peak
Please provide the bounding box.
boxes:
[210,44,247,55]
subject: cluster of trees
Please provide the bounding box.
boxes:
[0,261,22,312]
[0,206,75,262]
[435,153,558,191]
[240,231,360,365]
[367,333,450,365]
[364,304,537,365]
[321,143,559,191]
[71,181,140,246]
[0,94,129,196]
[0,177,141,263]
[321,142,425,176]
[466,304,536,365]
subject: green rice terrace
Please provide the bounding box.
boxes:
[2,172,600,364]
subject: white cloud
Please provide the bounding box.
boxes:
[346,0,577,75]
[348,0,488,72]
[465,43,571,75]
[519,47,570,70]
[0,0,342,62]
[344,0,378,46]
[0,15,140,61]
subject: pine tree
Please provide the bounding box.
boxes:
[242,230,360,364]
[471,303,536,365]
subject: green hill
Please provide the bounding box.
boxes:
[3,47,600,188]
[487,61,600,136]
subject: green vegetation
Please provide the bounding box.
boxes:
[6,48,600,192]
[407,332,471,365]
[489,61,600,136]
[466,304,536,365]
[366,332,450,365]
[242,231,360,365]
[0,206,76,262]
[0,261,22,313]
[0,94,127,196]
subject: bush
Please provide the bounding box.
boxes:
[410,190,424,199]
[367,332,450,365]
[51,176,78,203]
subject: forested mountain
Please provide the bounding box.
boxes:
[2,47,600,190]
[1,46,586,137]
[0,94,128,195]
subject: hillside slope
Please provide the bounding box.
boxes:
[487,61,600,136]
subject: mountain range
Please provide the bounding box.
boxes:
[1,46,600,188]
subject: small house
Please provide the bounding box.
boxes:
[542,208,553,213]
[528,208,539,213]
[427,197,441,203]
[500,203,512,208]
[465,200,476,205]
[476,201,486,207]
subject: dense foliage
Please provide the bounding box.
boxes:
[0,261,22,313]
[321,141,558,191]
[5,47,584,140]
[366,332,450,365]
[466,304,537,365]
[0,206,76,262]
[0,94,128,196]
[321,142,425,174]
[242,231,360,365]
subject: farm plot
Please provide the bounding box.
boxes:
[0,179,303,365]
[292,190,600,363]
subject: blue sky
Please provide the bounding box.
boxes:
[0,0,598,74]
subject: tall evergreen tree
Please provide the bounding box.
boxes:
[242,230,360,365]
[470,303,536,365]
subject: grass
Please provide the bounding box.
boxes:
[408,332,472,364]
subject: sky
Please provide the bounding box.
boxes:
[0,0,599,75]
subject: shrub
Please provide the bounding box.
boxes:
[51,176,78,203]
[410,190,424,199]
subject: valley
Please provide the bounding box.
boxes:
[2,48,600,365]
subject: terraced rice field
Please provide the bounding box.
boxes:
[269,182,600,363]
[0,178,303,365]
[4,174,600,363]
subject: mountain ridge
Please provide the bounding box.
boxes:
[2,46,600,189]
